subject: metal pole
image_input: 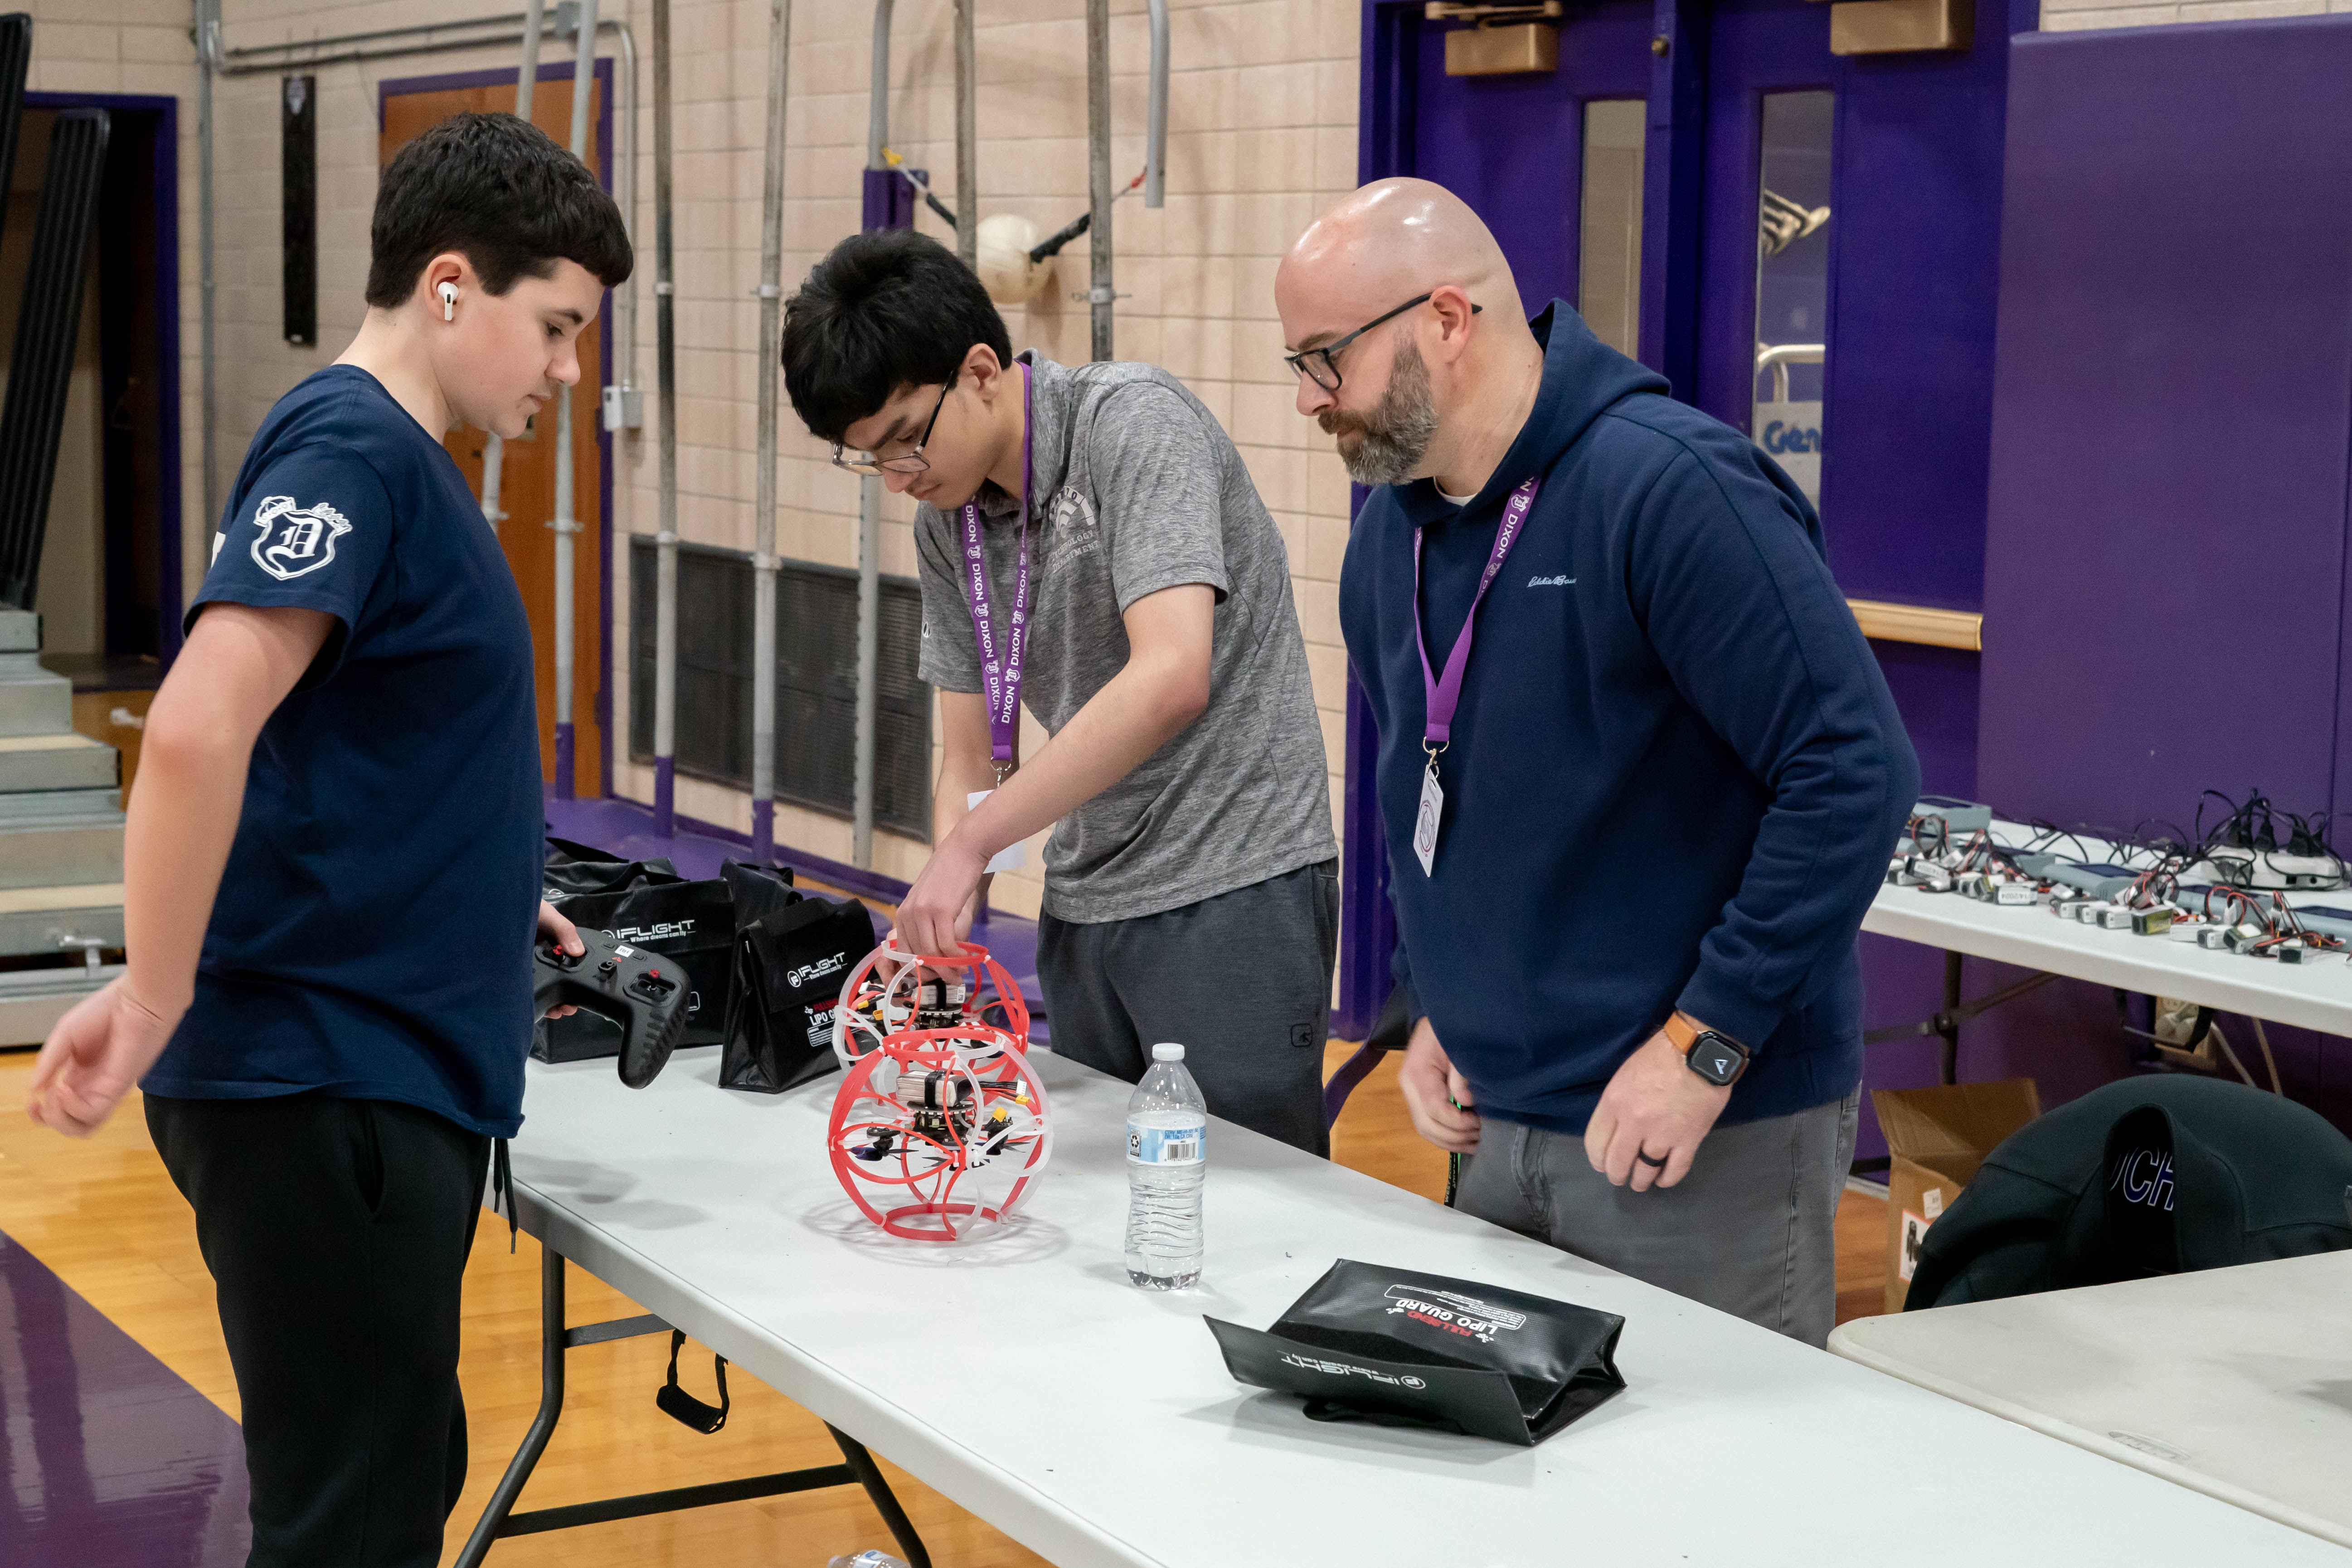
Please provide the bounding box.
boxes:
[550,0,600,800]
[196,0,219,535]
[482,0,546,536]
[516,0,543,121]
[1144,0,1167,208]
[853,0,894,870]
[607,21,639,432]
[651,0,678,837]
[479,436,505,530]
[1086,0,1112,360]
[751,0,791,864]
[867,0,893,170]
[953,0,975,268]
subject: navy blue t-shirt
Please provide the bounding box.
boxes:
[144,365,543,1137]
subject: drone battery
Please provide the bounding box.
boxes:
[1994,883,2035,907]
[1914,796,1994,834]
[2096,906,2133,931]
[2198,927,2231,951]
[1954,873,1987,899]
[2278,942,2308,965]
[2131,908,2175,936]
[896,1069,971,1110]
[2227,922,2266,953]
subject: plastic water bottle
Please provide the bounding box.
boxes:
[826,1553,908,1568]
[1125,1041,1207,1289]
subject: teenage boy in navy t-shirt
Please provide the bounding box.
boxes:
[27,113,629,1565]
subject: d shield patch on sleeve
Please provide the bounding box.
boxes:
[1204,1259,1626,1445]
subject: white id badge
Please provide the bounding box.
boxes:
[966,790,1029,873]
[1412,767,1444,876]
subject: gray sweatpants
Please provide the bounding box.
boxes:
[1036,859,1338,1157]
[1453,1088,1860,1347]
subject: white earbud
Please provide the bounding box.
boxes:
[438,282,458,321]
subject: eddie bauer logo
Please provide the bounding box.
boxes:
[1526,574,1576,587]
[1278,1352,1425,1390]
[1383,1284,1526,1345]
[787,951,849,989]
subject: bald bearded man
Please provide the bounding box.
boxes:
[1278,180,1917,1345]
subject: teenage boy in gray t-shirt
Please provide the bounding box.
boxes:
[782,231,1339,1154]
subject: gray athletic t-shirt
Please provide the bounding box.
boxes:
[915,352,1335,923]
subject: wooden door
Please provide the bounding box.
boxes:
[380,78,605,796]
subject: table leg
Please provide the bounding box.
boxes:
[447,1243,937,1565]
[830,1424,934,1568]
[1941,950,1963,1085]
[452,1243,569,1568]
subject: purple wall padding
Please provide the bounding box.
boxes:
[1978,19,2352,832]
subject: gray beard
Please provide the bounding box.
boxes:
[1337,339,1440,487]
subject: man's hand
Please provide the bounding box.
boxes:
[1584,1029,1733,1192]
[26,979,184,1138]
[1396,1016,1481,1154]
[537,900,587,1018]
[893,835,988,960]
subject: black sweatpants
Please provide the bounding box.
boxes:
[1037,859,1339,1157]
[146,1092,492,1568]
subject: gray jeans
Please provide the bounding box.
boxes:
[1453,1088,1860,1347]
[1037,859,1339,1157]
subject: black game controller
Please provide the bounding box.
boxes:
[534,928,690,1088]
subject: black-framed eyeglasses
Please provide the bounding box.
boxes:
[1283,294,1481,392]
[831,378,953,476]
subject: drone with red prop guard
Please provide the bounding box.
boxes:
[826,935,1053,1241]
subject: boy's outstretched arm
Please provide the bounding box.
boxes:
[26,603,330,1136]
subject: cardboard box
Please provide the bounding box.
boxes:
[1872,1078,2041,1313]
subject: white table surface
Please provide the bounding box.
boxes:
[1862,821,2352,1037]
[1830,1252,2352,1550]
[506,1049,2346,1568]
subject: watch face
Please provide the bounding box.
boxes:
[1691,1036,1745,1086]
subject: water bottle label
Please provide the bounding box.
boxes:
[1127,1119,1205,1165]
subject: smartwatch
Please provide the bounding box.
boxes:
[1662,1012,1750,1088]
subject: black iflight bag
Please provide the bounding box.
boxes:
[1204,1259,1626,1446]
[719,893,878,1094]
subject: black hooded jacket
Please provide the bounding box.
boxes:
[1906,1074,2352,1311]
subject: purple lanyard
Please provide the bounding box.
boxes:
[1412,475,1542,757]
[960,362,1035,774]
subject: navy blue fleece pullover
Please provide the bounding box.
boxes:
[1340,304,1918,1136]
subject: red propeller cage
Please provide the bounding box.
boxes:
[826,936,1051,1242]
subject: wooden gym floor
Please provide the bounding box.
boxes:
[0,1028,1889,1568]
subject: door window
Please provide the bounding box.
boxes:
[1752,90,1832,507]
[1579,99,1646,359]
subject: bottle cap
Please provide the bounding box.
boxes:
[1152,1041,1185,1062]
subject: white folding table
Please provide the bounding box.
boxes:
[1830,1252,2352,1550]
[1859,821,2352,1082]
[456,1049,2344,1567]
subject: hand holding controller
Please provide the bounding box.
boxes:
[532,928,690,1088]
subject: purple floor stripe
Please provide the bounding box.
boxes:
[542,791,1049,1040]
[0,1232,249,1567]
